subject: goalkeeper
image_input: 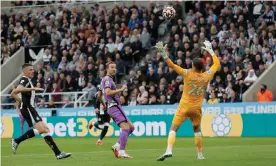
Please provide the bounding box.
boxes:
[155,40,220,161]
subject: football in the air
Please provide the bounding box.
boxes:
[162,6,175,20]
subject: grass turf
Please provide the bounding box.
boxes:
[1,137,276,166]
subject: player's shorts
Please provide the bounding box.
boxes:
[96,113,111,125]
[20,106,42,127]
[172,107,202,127]
[108,105,130,126]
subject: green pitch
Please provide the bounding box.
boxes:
[1,137,276,166]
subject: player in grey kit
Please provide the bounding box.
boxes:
[101,62,135,158]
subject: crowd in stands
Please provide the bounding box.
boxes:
[1,1,276,109]
[1,1,164,108]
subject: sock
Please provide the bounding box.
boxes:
[94,122,103,130]
[119,129,129,150]
[15,129,39,144]
[100,126,109,140]
[166,131,176,154]
[129,127,134,136]
[194,132,203,155]
[114,142,120,150]
[42,134,61,156]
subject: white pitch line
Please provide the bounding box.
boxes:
[1,144,276,158]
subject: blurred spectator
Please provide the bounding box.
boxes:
[51,82,62,102]
[38,98,48,108]
[220,93,228,103]
[63,97,74,108]
[82,82,97,104]
[244,69,258,88]
[129,95,137,106]
[48,99,57,108]
[149,94,158,105]
[208,92,220,104]
[257,84,274,102]
[228,91,240,103]
[137,86,148,105]
[120,96,128,106]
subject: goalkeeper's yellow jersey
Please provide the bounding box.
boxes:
[166,55,220,109]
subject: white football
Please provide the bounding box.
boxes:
[162,6,176,20]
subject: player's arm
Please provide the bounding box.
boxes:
[208,54,220,74]
[15,79,44,93]
[105,87,125,96]
[93,95,101,109]
[97,90,106,108]
[165,58,188,76]
[202,40,221,80]
[155,41,188,77]
[11,88,21,103]
[104,80,127,97]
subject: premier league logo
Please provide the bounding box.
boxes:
[0,120,4,136]
[212,114,232,136]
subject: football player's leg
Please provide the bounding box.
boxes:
[37,121,72,159]
[12,108,40,154]
[99,116,113,142]
[109,107,133,158]
[118,110,134,158]
[89,113,104,130]
[157,108,187,161]
[127,120,135,135]
[19,114,25,135]
[190,110,205,160]
[27,109,71,160]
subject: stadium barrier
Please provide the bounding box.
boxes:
[0,47,25,92]
[1,102,276,138]
[1,91,89,108]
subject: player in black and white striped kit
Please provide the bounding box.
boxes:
[88,85,111,145]
[11,64,71,159]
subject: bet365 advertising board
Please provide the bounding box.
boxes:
[1,102,276,138]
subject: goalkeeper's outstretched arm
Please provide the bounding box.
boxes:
[164,57,187,76]
[209,54,220,73]
[201,40,220,73]
[155,41,187,76]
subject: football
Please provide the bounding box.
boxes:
[162,6,176,20]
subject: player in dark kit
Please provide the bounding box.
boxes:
[11,64,71,159]
[88,85,111,145]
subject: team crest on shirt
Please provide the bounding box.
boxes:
[36,117,40,121]
[20,80,24,84]
[207,70,212,75]
[105,80,110,87]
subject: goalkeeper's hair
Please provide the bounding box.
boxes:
[192,58,204,72]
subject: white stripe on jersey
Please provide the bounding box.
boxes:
[27,107,36,125]
[29,81,35,107]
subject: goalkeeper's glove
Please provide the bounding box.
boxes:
[201,40,215,56]
[155,41,168,59]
